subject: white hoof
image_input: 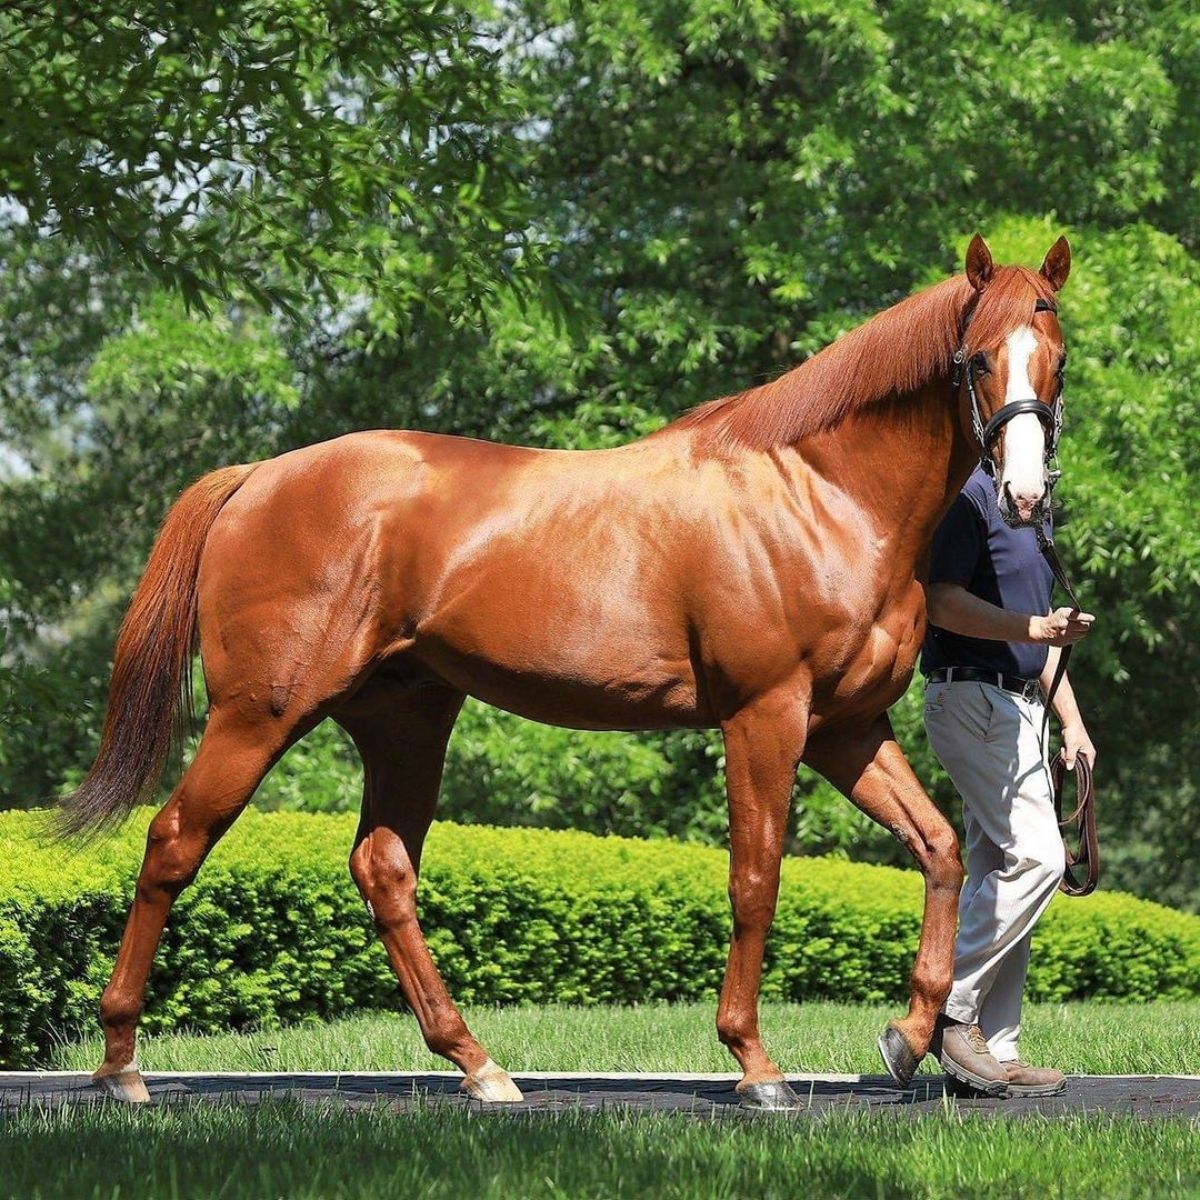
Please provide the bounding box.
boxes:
[92,1063,151,1104]
[460,1058,524,1103]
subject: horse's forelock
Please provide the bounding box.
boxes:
[963,266,1059,357]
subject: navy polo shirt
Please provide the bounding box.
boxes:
[921,467,1053,680]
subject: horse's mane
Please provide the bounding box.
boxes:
[666,265,1058,451]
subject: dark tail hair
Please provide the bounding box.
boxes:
[56,463,259,839]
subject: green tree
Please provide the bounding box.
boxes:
[0,1,548,317]
[3,1,1199,908]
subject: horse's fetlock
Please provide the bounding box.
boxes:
[716,1004,753,1050]
[99,989,142,1031]
[911,964,953,1010]
[424,1016,473,1060]
[716,1021,743,1051]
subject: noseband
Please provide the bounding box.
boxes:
[951,296,1063,481]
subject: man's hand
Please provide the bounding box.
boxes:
[1061,720,1096,772]
[1031,607,1095,647]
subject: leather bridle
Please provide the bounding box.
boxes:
[952,295,1099,897]
[951,296,1064,483]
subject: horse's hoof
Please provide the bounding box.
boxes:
[736,1079,803,1111]
[91,1065,150,1104]
[461,1059,524,1103]
[877,1021,922,1088]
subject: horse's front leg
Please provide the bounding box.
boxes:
[717,692,808,1111]
[805,715,963,1086]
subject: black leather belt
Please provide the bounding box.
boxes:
[926,666,1042,702]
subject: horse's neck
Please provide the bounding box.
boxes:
[792,377,976,562]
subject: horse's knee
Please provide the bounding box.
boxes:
[728,865,780,929]
[925,826,963,895]
[898,819,961,896]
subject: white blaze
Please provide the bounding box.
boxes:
[1000,326,1046,506]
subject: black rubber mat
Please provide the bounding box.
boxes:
[3,1072,1198,1118]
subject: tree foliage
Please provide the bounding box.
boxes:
[2,1,1198,906]
[0,1,547,317]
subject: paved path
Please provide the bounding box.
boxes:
[3,1071,1199,1118]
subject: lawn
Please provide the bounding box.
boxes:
[5,1102,1200,1200]
[14,1001,1200,1200]
[48,999,1200,1076]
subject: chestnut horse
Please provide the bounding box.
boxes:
[62,234,1071,1110]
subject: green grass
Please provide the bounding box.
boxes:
[3,1103,1200,1200]
[24,1003,1200,1200]
[48,1000,1200,1076]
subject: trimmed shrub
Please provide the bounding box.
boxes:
[2,808,1199,1066]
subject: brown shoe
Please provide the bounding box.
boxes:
[936,1017,1009,1097]
[1001,1059,1067,1097]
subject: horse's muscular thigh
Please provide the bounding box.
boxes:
[195,489,392,718]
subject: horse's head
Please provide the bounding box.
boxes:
[956,234,1071,527]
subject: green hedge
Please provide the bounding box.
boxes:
[2,809,1199,1066]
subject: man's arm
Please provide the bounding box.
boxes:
[925,584,1095,647]
[1038,649,1096,770]
[925,585,1097,770]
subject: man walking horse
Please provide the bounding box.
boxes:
[62,234,1077,1110]
[923,461,1093,1097]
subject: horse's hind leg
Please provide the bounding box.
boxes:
[804,716,962,1086]
[93,708,295,1101]
[337,683,522,1103]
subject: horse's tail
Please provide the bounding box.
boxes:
[56,463,259,839]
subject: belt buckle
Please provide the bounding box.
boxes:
[1022,679,1040,702]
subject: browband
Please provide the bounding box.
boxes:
[959,296,1058,346]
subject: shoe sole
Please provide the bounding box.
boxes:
[1004,1079,1067,1098]
[939,1053,1009,1098]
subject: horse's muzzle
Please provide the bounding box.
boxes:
[997,480,1048,529]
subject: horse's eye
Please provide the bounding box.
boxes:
[971,352,990,374]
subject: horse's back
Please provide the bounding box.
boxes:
[194,429,715,725]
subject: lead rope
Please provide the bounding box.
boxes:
[1035,525,1099,897]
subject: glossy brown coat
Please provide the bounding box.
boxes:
[65,238,1070,1106]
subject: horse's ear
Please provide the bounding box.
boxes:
[965,234,995,291]
[1040,236,1071,292]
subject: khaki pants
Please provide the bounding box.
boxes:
[923,680,1065,1061]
